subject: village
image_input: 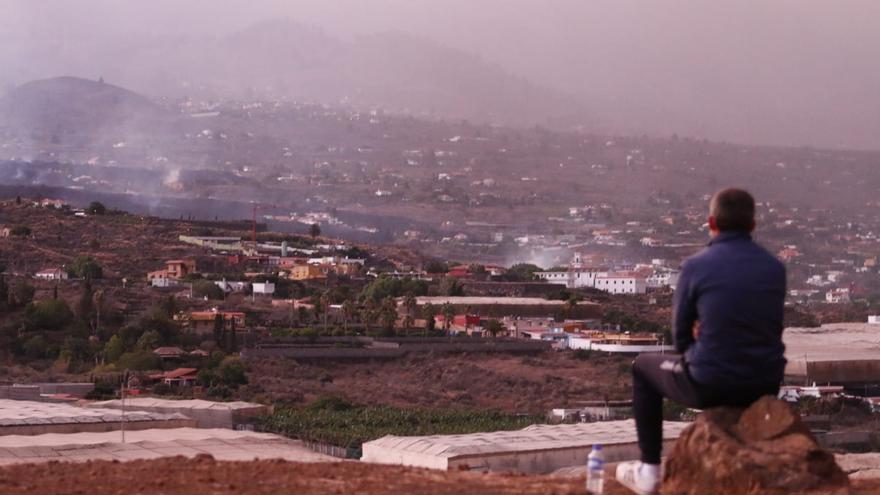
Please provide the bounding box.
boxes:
[1,196,880,493]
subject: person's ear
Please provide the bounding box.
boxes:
[708,216,718,232]
[749,219,756,232]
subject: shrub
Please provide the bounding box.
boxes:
[86,201,106,215]
[360,276,428,302]
[192,280,224,300]
[24,299,74,330]
[9,225,31,237]
[68,256,103,280]
[136,330,161,350]
[103,335,125,362]
[117,350,160,371]
[502,263,542,282]
[206,385,232,399]
[217,356,248,387]
[8,280,35,309]
[22,334,49,359]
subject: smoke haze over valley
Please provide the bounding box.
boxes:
[2,0,879,150]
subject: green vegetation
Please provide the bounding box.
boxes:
[198,356,248,388]
[360,276,427,302]
[192,279,224,300]
[9,225,31,237]
[603,307,666,334]
[261,397,542,452]
[24,299,74,330]
[484,319,506,337]
[86,201,107,215]
[423,260,449,274]
[502,263,542,282]
[116,350,161,371]
[68,256,103,279]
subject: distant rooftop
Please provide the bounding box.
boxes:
[0,427,333,465]
[0,399,192,434]
[91,398,265,412]
[414,296,597,306]
[363,419,688,473]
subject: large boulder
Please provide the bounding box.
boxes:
[662,396,850,495]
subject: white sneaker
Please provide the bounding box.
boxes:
[615,461,660,495]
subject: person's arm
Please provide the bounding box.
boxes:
[673,262,698,353]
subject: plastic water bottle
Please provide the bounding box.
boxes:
[586,444,604,494]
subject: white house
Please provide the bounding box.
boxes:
[826,288,851,304]
[252,282,276,296]
[215,280,249,293]
[151,277,180,288]
[34,268,68,281]
[535,252,606,289]
[594,274,647,295]
[536,269,605,288]
[646,270,680,289]
[868,315,880,325]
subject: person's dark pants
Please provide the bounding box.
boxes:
[632,353,779,464]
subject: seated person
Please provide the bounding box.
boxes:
[615,188,786,495]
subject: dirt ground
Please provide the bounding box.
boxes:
[247,352,633,414]
[0,457,876,495]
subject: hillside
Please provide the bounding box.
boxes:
[0,76,168,143]
[4,20,588,129]
[169,20,589,127]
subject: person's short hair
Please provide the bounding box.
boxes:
[709,188,755,232]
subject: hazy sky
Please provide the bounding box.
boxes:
[2,0,879,150]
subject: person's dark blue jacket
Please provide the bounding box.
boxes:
[673,231,787,387]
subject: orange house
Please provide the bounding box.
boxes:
[290,264,329,281]
[148,259,197,281]
[187,311,246,334]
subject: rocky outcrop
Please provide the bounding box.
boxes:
[662,396,850,495]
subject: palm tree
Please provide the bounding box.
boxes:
[379,297,398,335]
[361,299,377,334]
[320,291,331,333]
[402,293,418,337]
[403,293,417,317]
[421,303,437,336]
[341,299,357,333]
[402,314,415,335]
[312,296,323,327]
[441,302,455,335]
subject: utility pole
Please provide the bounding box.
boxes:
[120,369,128,443]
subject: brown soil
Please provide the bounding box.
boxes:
[0,457,877,495]
[247,352,633,414]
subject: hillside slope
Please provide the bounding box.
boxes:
[0,76,167,137]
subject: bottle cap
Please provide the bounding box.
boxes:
[593,444,602,450]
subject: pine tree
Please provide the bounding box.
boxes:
[0,276,7,313]
[77,280,95,330]
[213,313,224,346]
[228,316,237,353]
